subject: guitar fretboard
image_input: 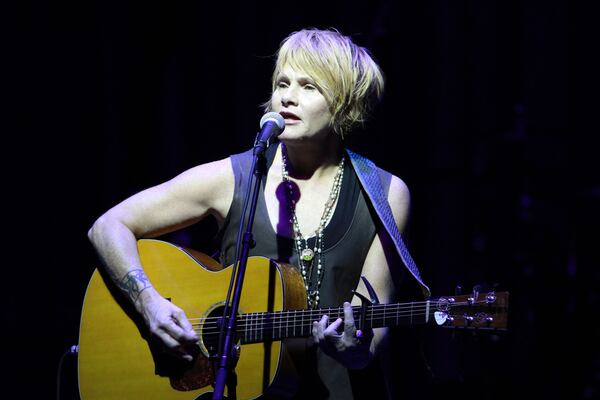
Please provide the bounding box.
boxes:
[234,302,431,343]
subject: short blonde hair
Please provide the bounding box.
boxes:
[265,28,385,139]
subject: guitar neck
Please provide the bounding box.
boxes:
[237,301,432,344]
[236,291,508,344]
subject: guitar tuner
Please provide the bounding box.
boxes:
[472,285,480,303]
[436,297,450,312]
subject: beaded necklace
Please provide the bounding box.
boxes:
[281,150,345,309]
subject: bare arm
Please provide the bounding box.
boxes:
[88,157,234,360]
[357,175,410,355]
[313,174,410,369]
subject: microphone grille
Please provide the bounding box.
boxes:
[260,112,285,130]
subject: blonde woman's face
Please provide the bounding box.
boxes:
[271,65,332,142]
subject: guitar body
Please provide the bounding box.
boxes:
[78,239,307,400]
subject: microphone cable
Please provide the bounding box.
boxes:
[56,345,78,400]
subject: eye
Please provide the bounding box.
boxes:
[276,80,289,89]
[303,83,317,91]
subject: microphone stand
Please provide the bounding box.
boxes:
[212,140,271,400]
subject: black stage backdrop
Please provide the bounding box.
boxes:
[6,1,594,399]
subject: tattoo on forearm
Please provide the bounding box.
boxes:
[118,269,152,302]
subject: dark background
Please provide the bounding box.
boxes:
[6,1,594,399]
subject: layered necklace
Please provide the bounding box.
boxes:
[281,149,345,309]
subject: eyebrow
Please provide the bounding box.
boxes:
[276,73,315,85]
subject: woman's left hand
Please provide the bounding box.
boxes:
[312,301,373,369]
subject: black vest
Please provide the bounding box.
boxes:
[218,145,380,309]
[216,145,385,399]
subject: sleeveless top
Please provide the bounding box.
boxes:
[216,144,388,399]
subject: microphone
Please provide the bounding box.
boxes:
[254,112,285,155]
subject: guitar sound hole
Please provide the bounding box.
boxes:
[200,305,240,358]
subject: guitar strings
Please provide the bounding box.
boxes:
[190,310,432,331]
[184,299,484,325]
[191,311,432,330]
[190,302,498,339]
[190,309,434,329]
[188,307,433,326]
[183,299,460,323]
[191,312,433,338]
[187,308,433,328]
[183,300,493,337]
[191,312,432,334]
[186,302,486,333]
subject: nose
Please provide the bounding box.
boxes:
[281,86,298,107]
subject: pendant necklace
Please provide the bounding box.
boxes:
[281,149,345,309]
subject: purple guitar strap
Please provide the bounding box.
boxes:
[347,149,431,298]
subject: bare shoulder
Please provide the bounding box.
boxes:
[386,174,411,231]
[387,174,410,204]
[170,157,234,189]
[163,157,234,216]
[103,157,235,237]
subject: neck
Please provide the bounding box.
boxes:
[278,136,343,179]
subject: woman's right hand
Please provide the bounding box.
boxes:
[136,288,199,362]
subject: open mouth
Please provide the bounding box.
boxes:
[280,111,300,121]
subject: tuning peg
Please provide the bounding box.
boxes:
[455,285,462,295]
[467,285,481,304]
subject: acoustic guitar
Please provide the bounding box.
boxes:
[78,239,509,399]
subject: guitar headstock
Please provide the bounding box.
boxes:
[433,291,509,330]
